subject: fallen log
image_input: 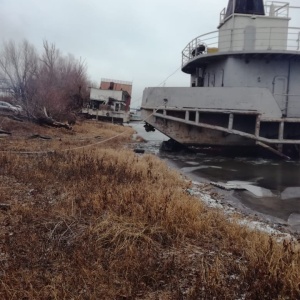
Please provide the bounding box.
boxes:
[29,134,52,140]
[134,148,145,154]
[35,116,72,130]
[0,129,11,135]
[0,203,11,211]
[11,115,24,122]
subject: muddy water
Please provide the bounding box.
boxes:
[129,122,300,231]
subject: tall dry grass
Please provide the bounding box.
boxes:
[0,119,299,299]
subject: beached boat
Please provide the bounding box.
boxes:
[82,79,132,124]
[129,108,142,122]
[141,0,300,158]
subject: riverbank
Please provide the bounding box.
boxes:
[0,118,300,299]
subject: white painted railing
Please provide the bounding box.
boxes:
[182,26,300,67]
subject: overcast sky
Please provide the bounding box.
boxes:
[1,0,300,107]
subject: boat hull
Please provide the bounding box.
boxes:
[141,87,300,158]
[82,108,130,123]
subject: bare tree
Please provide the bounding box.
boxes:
[37,41,89,122]
[41,41,59,71]
[0,40,39,115]
[0,39,90,126]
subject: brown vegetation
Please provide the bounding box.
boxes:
[0,119,299,299]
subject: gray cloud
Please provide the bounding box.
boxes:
[1,0,300,106]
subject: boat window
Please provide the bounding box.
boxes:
[109,82,115,90]
[197,77,204,87]
[237,0,265,15]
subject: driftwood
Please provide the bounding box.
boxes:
[29,134,52,140]
[34,107,72,130]
[0,203,11,211]
[11,115,24,122]
[134,148,145,154]
[36,116,72,129]
[0,106,73,130]
[0,129,11,135]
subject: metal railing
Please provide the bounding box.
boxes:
[264,2,289,18]
[182,26,300,67]
[220,2,290,24]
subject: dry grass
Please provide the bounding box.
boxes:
[0,117,133,153]
[0,118,299,299]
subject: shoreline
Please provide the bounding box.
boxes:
[188,179,298,241]
[129,128,300,240]
[164,157,300,240]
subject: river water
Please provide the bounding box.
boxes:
[129,122,300,231]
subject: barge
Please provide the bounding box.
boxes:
[141,0,300,158]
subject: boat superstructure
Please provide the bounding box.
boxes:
[141,0,300,158]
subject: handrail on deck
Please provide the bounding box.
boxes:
[219,2,291,24]
[265,1,290,17]
[182,26,300,67]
